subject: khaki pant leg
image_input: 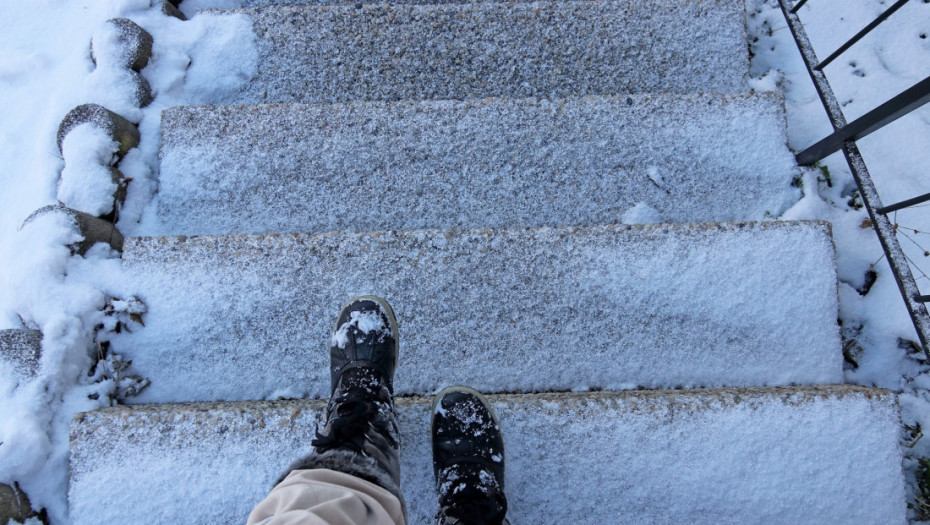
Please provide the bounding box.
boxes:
[247,469,406,525]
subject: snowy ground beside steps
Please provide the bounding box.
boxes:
[0,0,929,522]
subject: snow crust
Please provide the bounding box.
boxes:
[68,387,904,524]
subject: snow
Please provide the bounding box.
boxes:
[622,202,664,225]
[57,124,119,217]
[747,0,930,519]
[0,0,927,521]
[152,93,797,236]
[0,2,258,521]
[107,221,840,403]
[91,19,150,70]
[331,308,391,350]
[232,0,749,104]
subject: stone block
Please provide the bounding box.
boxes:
[231,0,748,104]
[91,18,154,72]
[111,221,841,402]
[21,205,123,255]
[0,329,42,383]
[57,104,140,159]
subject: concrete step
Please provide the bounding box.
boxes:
[69,386,905,524]
[109,221,841,403]
[0,329,41,386]
[225,0,749,105]
[151,93,798,236]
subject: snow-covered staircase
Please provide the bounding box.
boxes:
[68,0,906,522]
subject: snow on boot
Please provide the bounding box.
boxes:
[327,295,399,395]
[432,386,508,525]
[276,296,404,511]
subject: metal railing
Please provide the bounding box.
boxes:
[776,0,930,354]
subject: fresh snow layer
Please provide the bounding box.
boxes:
[227,0,748,104]
[148,93,798,236]
[0,3,258,520]
[0,0,922,520]
[69,386,904,524]
[57,124,119,217]
[110,221,841,402]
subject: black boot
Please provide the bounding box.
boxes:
[278,296,404,510]
[432,386,508,525]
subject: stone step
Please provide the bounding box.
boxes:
[109,221,841,403]
[224,0,749,105]
[68,386,905,524]
[0,329,42,387]
[150,93,797,236]
[195,0,617,6]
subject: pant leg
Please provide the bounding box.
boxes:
[248,469,406,525]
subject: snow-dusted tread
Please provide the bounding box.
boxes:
[153,93,797,236]
[0,329,42,382]
[227,0,748,105]
[110,221,841,403]
[69,386,904,524]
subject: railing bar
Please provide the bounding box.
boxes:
[919,296,930,303]
[795,75,930,165]
[877,192,930,215]
[815,0,911,70]
[790,0,809,14]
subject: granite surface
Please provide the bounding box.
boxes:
[228,0,748,104]
[0,329,42,383]
[153,93,797,236]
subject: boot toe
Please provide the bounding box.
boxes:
[330,296,399,392]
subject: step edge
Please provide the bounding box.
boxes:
[71,383,895,428]
[122,219,833,256]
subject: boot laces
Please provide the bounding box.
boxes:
[311,370,398,454]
